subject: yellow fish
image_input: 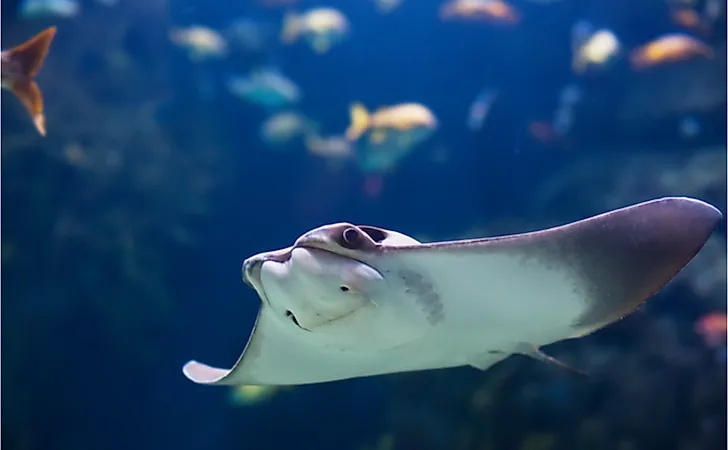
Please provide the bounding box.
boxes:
[345,102,437,143]
[439,0,519,24]
[281,8,349,54]
[169,25,228,61]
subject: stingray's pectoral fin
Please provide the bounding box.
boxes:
[182,360,234,385]
[515,343,588,377]
[469,351,510,371]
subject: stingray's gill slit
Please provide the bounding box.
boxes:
[285,309,307,330]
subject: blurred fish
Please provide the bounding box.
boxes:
[439,0,519,25]
[20,0,79,18]
[552,83,582,134]
[305,133,354,159]
[260,111,316,147]
[630,33,713,70]
[467,87,497,131]
[169,25,228,61]
[704,0,724,23]
[226,68,300,110]
[346,103,438,143]
[373,0,403,14]
[679,116,701,138]
[281,8,350,54]
[618,43,725,124]
[571,21,620,74]
[670,7,709,35]
[669,0,723,35]
[528,120,566,146]
[346,102,438,174]
[1,27,56,136]
[225,18,276,53]
[229,385,284,406]
[695,312,727,348]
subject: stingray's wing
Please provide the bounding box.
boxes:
[183,307,353,386]
[369,197,722,350]
[182,305,442,386]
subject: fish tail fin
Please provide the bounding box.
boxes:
[345,103,370,141]
[628,49,648,71]
[10,78,46,136]
[281,13,300,44]
[5,27,56,79]
[4,27,55,136]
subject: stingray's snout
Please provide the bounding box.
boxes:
[242,254,270,289]
[242,249,292,288]
[242,257,258,288]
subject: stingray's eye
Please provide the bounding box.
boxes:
[341,227,362,249]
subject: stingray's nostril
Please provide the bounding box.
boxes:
[339,285,350,292]
[285,310,301,327]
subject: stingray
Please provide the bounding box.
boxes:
[183,196,722,386]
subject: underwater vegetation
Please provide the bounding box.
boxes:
[0,0,726,449]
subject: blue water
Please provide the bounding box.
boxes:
[1,0,726,449]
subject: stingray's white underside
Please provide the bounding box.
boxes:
[184,249,586,386]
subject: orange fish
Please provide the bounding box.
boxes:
[670,8,712,37]
[671,8,702,29]
[695,312,727,348]
[439,0,519,24]
[1,27,56,136]
[629,33,713,70]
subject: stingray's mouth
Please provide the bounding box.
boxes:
[243,245,375,331]
[242,250,316,332]
[242,253,281,307]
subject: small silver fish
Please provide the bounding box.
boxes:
[227,68,301,110]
